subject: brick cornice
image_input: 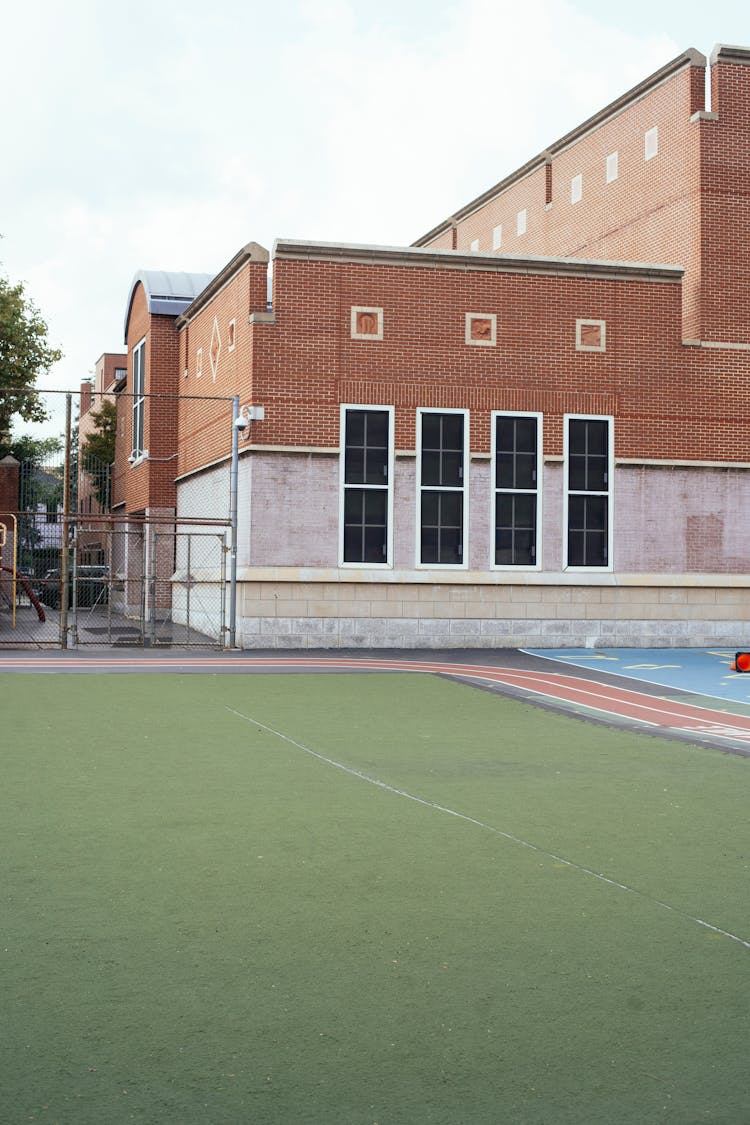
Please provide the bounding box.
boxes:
[273,239,683,284]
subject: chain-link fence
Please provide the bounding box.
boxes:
[0,388,236,649]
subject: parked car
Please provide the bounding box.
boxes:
[40,565,109,609]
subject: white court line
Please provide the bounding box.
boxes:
[225,705,750,952]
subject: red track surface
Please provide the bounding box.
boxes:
[3,653,750,747]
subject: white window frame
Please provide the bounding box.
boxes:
[563,414,614,572]
[416,408,469,570]
[491,411,543,571]
[571,174,583,204]
[645,126,658,161]
[516,208,527,236]
[131,336,146,460]
[470,238,480,252]
[339,404,394,569]
[606,151,618,183]
[492,224,502,251]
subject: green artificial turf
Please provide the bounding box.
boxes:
[2,671,749,1124]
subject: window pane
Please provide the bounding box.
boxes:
[585,420,608,455]
[568,495,608,566]
[514,493,536,527]
[421,490,439,523]
[421,413,441,447]
[496,416,537,489]
[345,411,365,446]
[366,411,388,447]
[441,451,463,488]
[420,526,439,563]
[421,413,464,487]
[421,451,441,487]
[364,490,387,522]
[514,453,536,490]
[421,491,463,564]
[515,417,537,452]
[441,414,464,449]
[345,410,389,485]
[438,526,462,564]
[363,527,386,561]
[439,491,462,525]
[344,490,363,522]
[343,486,388,563]
[585,495,607,530]
[495,494,536,565]
[345,448,365,483]
[585,455,608,492]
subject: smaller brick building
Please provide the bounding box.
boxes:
[108,43,750,648]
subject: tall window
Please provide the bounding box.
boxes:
[340,406,393,565]
[132,338,145,458]
[493,413,541,568]
[418,410,467,566]
[565,416,613,569]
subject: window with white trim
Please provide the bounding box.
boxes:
[564,416,613,569]
[417,410,468,567]
[340,406,393,565]
[644,126,658,160]
[571,174,582,204]
[606,151,618,183]
[492,224,502,250]
[516,208,527,236]
[492,412,542,568]
[131,337,145,459]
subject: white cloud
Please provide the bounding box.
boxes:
[1,0,743,442]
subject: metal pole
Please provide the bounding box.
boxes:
[59,394,72,648]
[228,395,239,649]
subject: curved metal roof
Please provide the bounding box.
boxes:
[124,270,215,342]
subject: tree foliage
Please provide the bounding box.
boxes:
[0,274,62,436]
[81,399,117,509]
[81,399,117,465]
[3,432,63,463]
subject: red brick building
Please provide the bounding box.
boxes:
[109,44,750,648]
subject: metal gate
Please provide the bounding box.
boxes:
[1,388,237,651]
[1,485,229,650]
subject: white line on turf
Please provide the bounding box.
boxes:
[225,705,750,951]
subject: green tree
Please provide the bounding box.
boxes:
[81,399,117,509]
[0,274,62,438]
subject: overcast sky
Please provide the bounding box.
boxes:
[1,0,747,440]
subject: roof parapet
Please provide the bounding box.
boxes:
[273,238,683,284]
[710,43,750,66]
[175,242,269,327]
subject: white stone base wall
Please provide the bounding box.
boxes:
[235,575,750,649]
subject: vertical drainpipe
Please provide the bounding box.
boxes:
[228,395,239,649]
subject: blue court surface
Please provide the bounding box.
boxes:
[524,648,750,707]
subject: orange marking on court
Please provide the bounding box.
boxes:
[2,654,750,744]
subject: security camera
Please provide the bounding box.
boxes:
[128,452,136,463]
[234,415,249,430]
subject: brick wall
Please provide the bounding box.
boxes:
[416,49,750,346]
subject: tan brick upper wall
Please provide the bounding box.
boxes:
[416,47,750,347]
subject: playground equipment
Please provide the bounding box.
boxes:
[0,518,46,625]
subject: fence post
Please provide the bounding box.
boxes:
[228,395,239,649]
[59,394,72,649]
